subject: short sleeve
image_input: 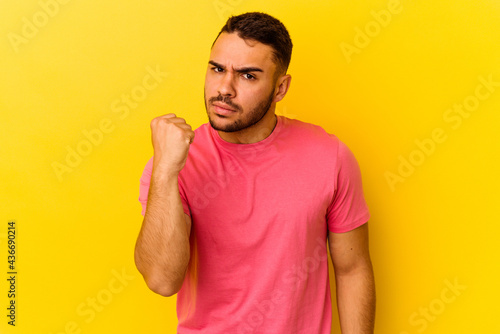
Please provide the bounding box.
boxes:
[138,157,191,218]
[326,140,370,233]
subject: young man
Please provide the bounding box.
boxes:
[135,12,375,334]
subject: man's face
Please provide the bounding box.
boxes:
[204,32,280,133]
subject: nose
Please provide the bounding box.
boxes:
[217,71,236,97]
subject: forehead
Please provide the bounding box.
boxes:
[210,32,276,72]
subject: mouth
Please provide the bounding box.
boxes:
[212,102,237,116]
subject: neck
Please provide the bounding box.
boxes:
[218,111,278,144]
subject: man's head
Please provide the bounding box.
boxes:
[204,12,293,137]
[213,12,293,78]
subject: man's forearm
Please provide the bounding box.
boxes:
[134,171,190,296]
[335,263,376,334]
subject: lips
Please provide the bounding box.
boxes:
[212,102,236,116]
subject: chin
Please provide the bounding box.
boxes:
[209,119,237,132]
[208,114,243,133]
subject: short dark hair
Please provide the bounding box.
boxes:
[212,12,293,77]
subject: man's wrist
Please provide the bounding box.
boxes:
[151,166,180,185]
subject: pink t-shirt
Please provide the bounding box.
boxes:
[139,115,370,333]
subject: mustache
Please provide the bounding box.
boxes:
[209,95,241,111]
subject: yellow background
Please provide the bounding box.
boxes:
[1,0,499,333]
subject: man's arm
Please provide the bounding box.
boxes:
[134,114,195,297]
[134,175,192,297]
[328,222,375,334]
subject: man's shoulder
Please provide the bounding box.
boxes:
[280,116,340,145]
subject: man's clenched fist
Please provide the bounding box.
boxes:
[150,113,195,175]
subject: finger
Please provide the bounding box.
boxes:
[181,128,195,143]
[160,113,177,118]
[167,117,188,124]
[175,123,192,130]
[151,115,174,127]
[187,132,195,144]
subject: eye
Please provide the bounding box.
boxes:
[212,66,224,73]
[243,73,255,80]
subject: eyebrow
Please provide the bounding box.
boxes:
[209,60,264,74]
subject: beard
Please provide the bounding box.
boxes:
[204,89,275,133]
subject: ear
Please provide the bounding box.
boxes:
[273,74,292,103]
